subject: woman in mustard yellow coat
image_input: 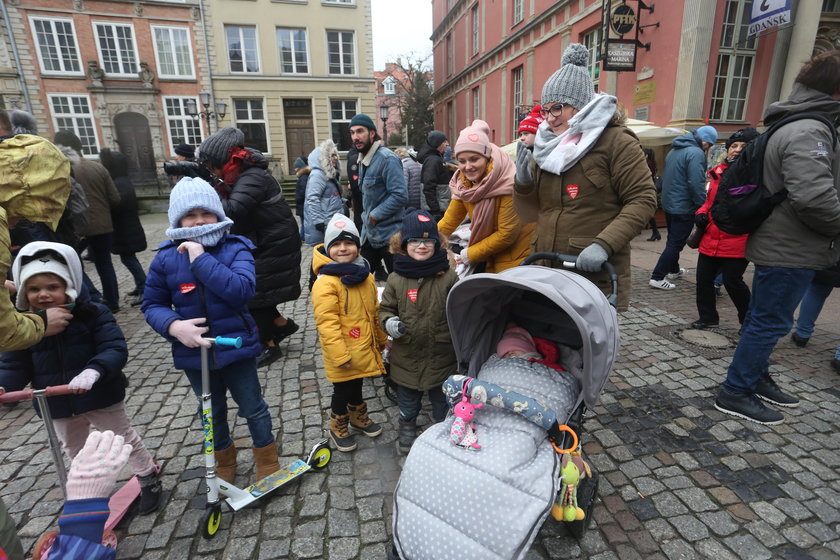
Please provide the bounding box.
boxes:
[437,120,534,273]
[311,214,387,452]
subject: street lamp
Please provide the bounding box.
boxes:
[379,105,389,145]
[187,91,227,133]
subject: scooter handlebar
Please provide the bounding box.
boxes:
[213,336,242,348]
[0,384,75,404]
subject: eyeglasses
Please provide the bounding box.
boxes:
[406,238,436,247]
[539,103,569,118]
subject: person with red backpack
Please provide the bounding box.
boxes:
[714,50,840,425]
[690,128,759,330]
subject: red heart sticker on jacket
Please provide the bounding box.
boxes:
[407,289,418,302]
[566,184,579,198]
[349,328,361,339]
[468,133,479,142]
[180,283,196,294]
[418,214,431,222]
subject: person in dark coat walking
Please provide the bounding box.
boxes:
[198,127,302,367]
[99,149,147,306]
[347,146,364,231]
[417,131,453,220]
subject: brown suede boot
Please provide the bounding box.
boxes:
[253,441,281,480]
[347,402,383,437]
[214,444,237,483]
[329,412,357,452]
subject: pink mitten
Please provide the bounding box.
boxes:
[65,431,133,500]
[68,368,100,392]
[168,318,211,348]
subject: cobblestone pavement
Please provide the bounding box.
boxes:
[2,214,839,560]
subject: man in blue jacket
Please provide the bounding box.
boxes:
[649,125,717,290]
[349,114,407,279]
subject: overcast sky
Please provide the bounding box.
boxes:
[371,0,433,70]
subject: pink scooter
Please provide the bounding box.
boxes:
[0,384,154,558]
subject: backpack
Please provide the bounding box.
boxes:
[65,176,90,236]
[710,113,838,236]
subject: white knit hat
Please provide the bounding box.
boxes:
[541,43,595,109]
[16,251,77,309]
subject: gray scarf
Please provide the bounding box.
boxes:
[165,217,234,247]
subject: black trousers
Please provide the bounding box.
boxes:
[361,241,393,274]
[331,378,364,415]
[250,306,280,344]
[696,253,751,324]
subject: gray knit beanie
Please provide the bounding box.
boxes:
[324,213,360,251]
[541,43,595,110]
[198,126,245,167]
[167,177,227,229]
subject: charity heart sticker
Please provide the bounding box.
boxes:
[566,184,579,199]
[468,133,479,142]
[418,214,431,222]
[349,328,361,339]
[335,220,347,228]
[180,283,196,294]
[407,289,418,302]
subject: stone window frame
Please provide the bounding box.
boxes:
[92,20,140,77]
[29,15,84,76]
[152,25,196,80]
[48,93,100,156]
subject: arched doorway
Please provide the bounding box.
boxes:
[114,112,156,186]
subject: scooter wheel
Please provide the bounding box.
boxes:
[309,445,331,469]
[31,530,58,560]
[201,505,223,539]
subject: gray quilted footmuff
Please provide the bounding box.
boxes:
[392,355,581,560]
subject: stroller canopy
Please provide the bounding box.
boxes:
[446,265,620,408]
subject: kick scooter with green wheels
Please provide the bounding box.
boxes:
[198,336,331,539]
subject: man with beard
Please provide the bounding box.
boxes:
[348,114,407,279]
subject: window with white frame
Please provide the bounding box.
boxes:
[30,17,82,74]
[330,99,357,151]
[93,22,139,76]
[226,25,260,73]
[233,99,268,152]
[49,94,98,155]
[511,66,523,133]
[382,76,396,95]
[277,27,309,74]
[471,4,479,57]
[153,26,194,79]
[472,86,480,121]
[163,97,203,154]
[710,0,756,121]
[581,27,601,93]
[513,0,524,24]
[327,30,355,75]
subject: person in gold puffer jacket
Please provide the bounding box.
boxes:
[437,119,534,273]
[311,214,388,453]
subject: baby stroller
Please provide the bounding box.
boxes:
[389,254,620,560]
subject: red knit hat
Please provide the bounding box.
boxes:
[517,105,544,134]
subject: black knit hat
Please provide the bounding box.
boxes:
[174,142,195,159]
[400,209,440,249]
[54,130,84,154]
[199,126,244,167]
[427,130,448,149]
[725,127,759,150]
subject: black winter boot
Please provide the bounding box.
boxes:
[137,470,162,514]
[396,417,416,455]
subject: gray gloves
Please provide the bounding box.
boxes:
[385,317,407,339]
[576,243,608,272]
[514,141,534,185]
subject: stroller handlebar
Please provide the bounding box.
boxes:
[0,384,75,403]
[520,252,618,308]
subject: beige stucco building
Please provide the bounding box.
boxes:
[204,0,376,174]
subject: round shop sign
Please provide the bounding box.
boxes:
[611,4,637,36]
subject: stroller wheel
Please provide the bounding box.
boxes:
[386,543,402,560]
[567,471,599,540]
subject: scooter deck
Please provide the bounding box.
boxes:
[105,476,140,529]
[224,460,310,510]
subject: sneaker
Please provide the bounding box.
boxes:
[137,473,163,515]
[714,387,784,425]
[790,332,809,347]
[690,320,719,330]
[273,319,299,342]
[256,345,282,368]
[649,278,676,290]
[665,268,688,281]
[755,377,799,408]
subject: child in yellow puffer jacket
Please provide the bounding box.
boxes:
[311,213,387,452]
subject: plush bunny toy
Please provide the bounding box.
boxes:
[450,393,483,450]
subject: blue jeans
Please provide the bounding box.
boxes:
[724,266,816,395]
[794,282,833,339]
[118,252,146,291]
[184,358,273,450]
[651,213,695,280]
[87,233,119,309]
[396,384,448,423]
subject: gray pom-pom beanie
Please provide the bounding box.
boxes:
[540,43,595,110]
[198,126,245,167]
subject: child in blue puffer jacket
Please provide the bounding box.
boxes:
[142,177,280,484]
